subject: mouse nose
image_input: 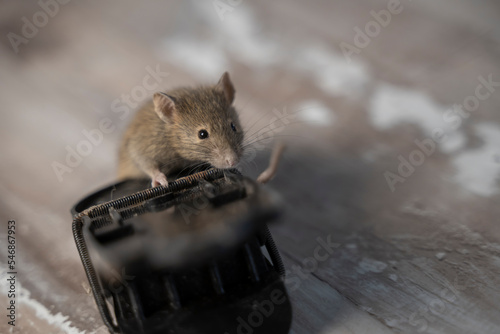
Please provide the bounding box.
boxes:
[225,157,236,167]
[224,153,238,167]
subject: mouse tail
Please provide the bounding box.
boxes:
[256,142,286,184]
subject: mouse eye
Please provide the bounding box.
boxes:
[198,129,209,139]
[230,122,237,132]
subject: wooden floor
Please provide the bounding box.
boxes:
[1,0,500,333]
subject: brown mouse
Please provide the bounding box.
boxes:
[117,72,244,187]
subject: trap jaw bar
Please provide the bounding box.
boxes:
[72,169,291,334]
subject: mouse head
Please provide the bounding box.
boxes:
[153,72,244,169]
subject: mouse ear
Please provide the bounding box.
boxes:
[216,72,235,105]
[153,92,176,123]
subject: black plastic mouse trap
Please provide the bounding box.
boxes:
[71,168,292,334]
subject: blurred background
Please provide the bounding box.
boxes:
[1,0,500,333]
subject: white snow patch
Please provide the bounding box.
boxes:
[163,2,280,69]
[369,83,467,153]
[389,274,398,282]
[159,37,227,79]
[295,100,335,126]
[435,252,447,260]
[451,123,500,196]
[0,271,86,334]
[369,83,444,132]
[440,131,467,154]
[357,258,387,274]
[361,144,391,163]
[291,44,370,97]
[217,8,281,67]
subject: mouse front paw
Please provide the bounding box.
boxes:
[151,172,168,187]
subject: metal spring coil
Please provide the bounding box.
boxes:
[263,225,286,277]
[88,169,225,219]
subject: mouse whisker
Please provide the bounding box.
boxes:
[243,104,310,135]
[243,118,309,145]
[243,119,310,145]
[243,107,309,140]
[241,134,305,150]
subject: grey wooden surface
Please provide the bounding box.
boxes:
[1,0,500,333]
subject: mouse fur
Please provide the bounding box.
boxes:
[117,72,244,187]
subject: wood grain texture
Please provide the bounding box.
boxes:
[1,0,500,333]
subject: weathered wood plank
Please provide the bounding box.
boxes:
[1,0,500,333]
